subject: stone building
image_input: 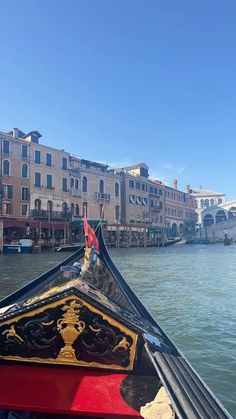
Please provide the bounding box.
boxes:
[70,156,121,224]
[165,181,196,237]
[190,187,225,226]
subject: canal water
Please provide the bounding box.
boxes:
[0,244,235,416]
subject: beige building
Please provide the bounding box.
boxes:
[0,128,30,220]
[165,181,195,236]
[70,157,121,224]
[28,132,71,221]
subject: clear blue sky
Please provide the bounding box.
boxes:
[0,1,236,199]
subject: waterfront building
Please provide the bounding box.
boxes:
[190,187,225,226]
[29,132,71,223]
[0,129,30,220]
[70,156,121,224]
[164,181,196,237]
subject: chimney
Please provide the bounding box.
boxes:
[13,128,19,138]
[185,184,190,194]
[172,179,177,189]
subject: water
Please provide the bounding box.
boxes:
[0,244,235,416]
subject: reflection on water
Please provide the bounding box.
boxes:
[0,244,235,416]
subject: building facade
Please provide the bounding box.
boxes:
[190,187,225,226]
[165,181,196,236]
[1,127,197,247]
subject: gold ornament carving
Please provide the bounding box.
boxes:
[57,300,85,362]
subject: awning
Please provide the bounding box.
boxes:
[1,218,67,230]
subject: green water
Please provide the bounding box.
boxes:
[0,244,235,416]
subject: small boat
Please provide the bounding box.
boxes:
[0,220,232,418]
[55,243,83,252]
[3,239,33,254]
[224,233,232,246]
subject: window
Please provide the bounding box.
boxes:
[34,199,41,211]
[62,157,68,170]
[70,203,75,215]
[47,201,53,215]
[4,202,12,215]
[129,180,134,189]
[75,179,79,189]
[99,179,104,193]
[21,204,28,216]
[34,150,41,164]
[21,187,29,201]
[100,204,104,219]
[83,202,87,217]
[115,205,119,221]
[159,189,162,195]
[154,188,158,195]
[2,139,9,154]
[21,164,28,178]
[62,177,68,192]
[62,202,68,214]
[149,186,153,194]
[2,185,12,199]
[70,178,74,188]
[35,172,41,187]
[21,144,28,158]
[3,160,10,175]
[46,153,52,167]
[82,176,87,192]
[75,204,79,216]
[46,174,53,188]
[136,182,140,190]
[115,183,119,197]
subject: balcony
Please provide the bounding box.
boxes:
[94,192,110,201]
[31,210,71,221]
[150,203,162,212]
[70,188,81,197]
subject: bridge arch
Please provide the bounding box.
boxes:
[216,210,227,223]
[228,207,236,220]
[203,214,214,227]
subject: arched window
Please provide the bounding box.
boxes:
[99,179,104,194]
[200,199,204,208]
[216,210,226,223]
[228,207,236,219]
[82,176,87,192]
[70,203,74,215]
[21,163,28,178]
[34,199,41,211]
[3,160,10,175]
[62,202,68,214]
[203,214,214,227]
[115,182,119,197]
[205,199,209,207]
[218,198,223,205]
[83,202,88,217]
[70,178,74,188]
[75,204,79,216]
[47,200,53,217]
[210,199,214,206]
[75,179,79,189]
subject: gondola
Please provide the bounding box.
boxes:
[0,221,232,419]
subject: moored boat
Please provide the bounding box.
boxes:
[3,239,33,254]
[0,220,232,418]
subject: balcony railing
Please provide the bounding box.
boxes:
[94,192,111,201]
[150,203,162,212]
[70,188,81,197]
[31,210,71,221]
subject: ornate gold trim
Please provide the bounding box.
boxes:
[0,295,138,371]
